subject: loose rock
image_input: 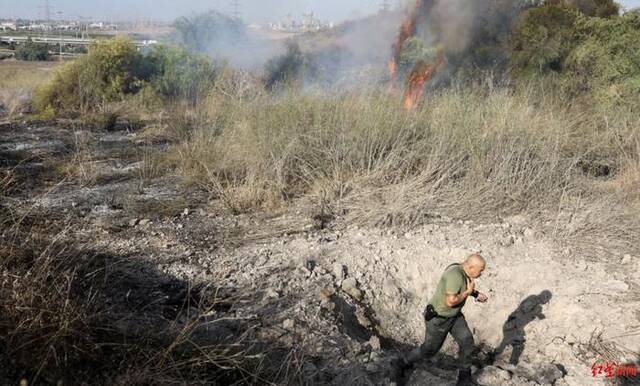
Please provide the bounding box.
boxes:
[514,363,564,385]
[333,263,346,281]
[341,277,363,300]
[283,319,295,330]
[477,366,512,384]
[369,335,381,351]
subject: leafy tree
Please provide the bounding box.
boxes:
[171,10,246,54]
[566,0,619,17]
[264,41,314,90]
[146,45,220,104]
[510,0,640,106]
[398,37,439,77]
[510,3,580,73]
[35,37,221,116]
[564,12,640,103]
[15,38,49,61]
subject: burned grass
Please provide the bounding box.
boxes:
[0,214,310,385]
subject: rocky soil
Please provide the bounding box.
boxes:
[2,122,639,385]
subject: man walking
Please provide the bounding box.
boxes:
[392,254,488,386]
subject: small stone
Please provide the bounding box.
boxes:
[523,227,536,239]
[283,319,295,330]
[477,366,512,384]
[404,232,412,239]
[128,218,139,227]
[383,278,400,297]
[321,300,336,311]
[502,235,515,246]
[139,218,151,226]
[182,208,190,216]
[514,363,564,385]
[601,279,629,292]
[333,263,346,281]
[313,265,327,275]
[621,254,632,264]
[320,287,335,301]
[177,223,184,229]
[298,266,312,278]
[305,259,316,272]
[265,288,280,299]
[342,277,363,300]
[365,363,379,372]
[369,335,381,351]
[355,308,371,328]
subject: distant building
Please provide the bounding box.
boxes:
[269,12,333,33]
[0,22,17,31]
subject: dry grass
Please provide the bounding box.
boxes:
[0,132,300,384]
[0,217,296,385]
[58,130,99,186]
[169,81,640,259]
[0,60,59,120]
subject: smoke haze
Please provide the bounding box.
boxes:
[2,0,380,22]
[3,0,639,21]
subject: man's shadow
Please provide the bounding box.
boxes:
[493,290,553,366]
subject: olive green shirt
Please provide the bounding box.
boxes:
[429,264,469,318]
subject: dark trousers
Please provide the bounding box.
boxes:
[405,313,474,370]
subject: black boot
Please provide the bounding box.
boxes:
[389,356,413,385]
[456,368,477,386]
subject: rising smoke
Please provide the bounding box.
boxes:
[170,10,286,70]
[172,1,534,94]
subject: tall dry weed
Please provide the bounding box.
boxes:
[171,82,640,258]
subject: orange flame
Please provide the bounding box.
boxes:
[403,51,444,110]
[389,0,420,89]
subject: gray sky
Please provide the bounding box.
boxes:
[1,0,639,22]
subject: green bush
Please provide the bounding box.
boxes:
[510,2,640,106]
[147,45,220,104]
[510,3,580,74]
[264,41,310,90]
[398,37,439,78]
[564,12,640,104]
[35,38,220,116]
[35,37,145,115]
[567,0,619,17]
[15,38,49,61]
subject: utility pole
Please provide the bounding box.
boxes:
[40,0,52,21]
[57,11,63,61]
[230,0,242,21]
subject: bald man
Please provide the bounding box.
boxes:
[392,254,489,386]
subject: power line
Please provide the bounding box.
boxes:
[39,0,52,21]
[230,0,242,21]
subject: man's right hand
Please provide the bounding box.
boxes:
[465,278,475,296]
